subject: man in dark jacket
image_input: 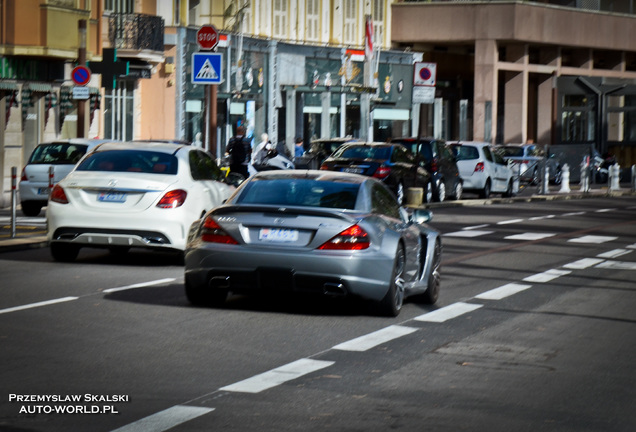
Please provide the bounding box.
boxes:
[226,126,250,178]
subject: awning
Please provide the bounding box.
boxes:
[0,81,18,91]
[27,83,53,92]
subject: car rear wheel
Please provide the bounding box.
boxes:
[21,202,42,217]
[425,181,433,203]
[502,179,514,197]
[452,181,463,200]
[50,243,80,262]
[396,182,405,206]
[378,246,405,317]
[480,180,491,198]
[436,180,446,202]
[185,276,228,307]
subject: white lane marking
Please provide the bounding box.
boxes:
[595,208,614,213]
[110,405,214,432]
[568,235,618,244]
[562,212,586,217]
[523,269,571,283]
[595,260,636,270]
[475,283,532,300]
[563,258,605,270]
[463,224,490,230]
[103,278,177,293]
[332,325,419,352]
[414,302,483,323]
[597,249,633,259]
[219,359,335,394]
[497,219,524,225]
[0,297,78,315]
[444,230,493,238]
[628,243,636,249]
[504,232,556,241]
[529,215,556,221]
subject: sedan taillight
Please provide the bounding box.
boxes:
[320,164,329,170]
[318,224,370,250]
[373,166,391,179]
[474,162,485,173]
[200,217,238,244]
[156,189,187,208]
[49,184,69,204]
[20,167,28,182]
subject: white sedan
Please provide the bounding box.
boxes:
[47,141,237,262]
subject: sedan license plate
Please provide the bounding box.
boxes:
[259,228,299,243]
[342,167,363,174]
[98,192,127,203]
[37,187,51,195]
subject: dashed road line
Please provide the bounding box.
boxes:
[444,230,493,238]
[594,260,636,270]
[563,258,605,269]
[332,325,418,352]
[497,218,524,225]
[504,232,556,241]
[110,405,214,432]
[523,269,572,283]
[597,249,633,259]
[103,278,177,293]
[474,283,532,300]
[414,302,483,322]
[0,296,78,315]
[568,235,618,244]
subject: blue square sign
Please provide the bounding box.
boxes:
[192,53,223,84]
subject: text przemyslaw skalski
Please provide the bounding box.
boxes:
[9,394,129,403]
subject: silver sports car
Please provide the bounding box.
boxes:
[184,170,442,316]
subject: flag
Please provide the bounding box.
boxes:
[365,15,374,62]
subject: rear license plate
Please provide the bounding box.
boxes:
[259,228,299,242]
[37,187,51,195]
[98,192,127,203]
[342,167,363,174]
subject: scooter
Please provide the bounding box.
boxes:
[251,149,295,172]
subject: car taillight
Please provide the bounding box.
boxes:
[20,167,28,182]
[50,184,69,204]
[318,224,370,250]
[320,164,329,170]
[373,166,391,179]
[200,217,238,244]
[474,162,485,173]
[431,159,439,173]
[156,189,187,208]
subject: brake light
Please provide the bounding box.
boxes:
[318,224,370,250]
[200,217,238,244]
[320,164,329,170]
[20,167,28,182]
[50,184,69,204]
[156,189,187,208]
[474,162,485,173]
[373,166,391,179]
[431,159,438,173]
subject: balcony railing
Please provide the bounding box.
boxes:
[109,13,164,52]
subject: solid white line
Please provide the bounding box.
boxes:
[332,325,419,352]
[504,232,555,241]
[103,278,177,293]
[414,302,483,323]
[523,269,571,283]
[497,219,524,225]
[0,297,78,315]
[219,358,335,394]
[110,405,214,432]
[597,249,633,259]
[444,230,493,238]
[563,258,605,270]
[475,283,532,300]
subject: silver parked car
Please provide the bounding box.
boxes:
[449,141,514,198]
[184,170,442,317]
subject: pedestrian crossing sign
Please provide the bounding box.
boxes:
[192,53,223,84]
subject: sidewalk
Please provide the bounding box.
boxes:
[1,182,635,253]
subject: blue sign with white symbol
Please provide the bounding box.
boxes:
[192,53,223,85]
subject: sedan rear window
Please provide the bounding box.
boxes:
[236,179,359,209]
[28,143,88,164]
[451,145,479,161]
[76,150,178,175]
[333,146,391,161]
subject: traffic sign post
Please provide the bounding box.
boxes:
[197,25,219,51]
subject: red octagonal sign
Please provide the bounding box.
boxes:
[197,25,218,50]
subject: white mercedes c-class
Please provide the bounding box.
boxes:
[47,141,238,262]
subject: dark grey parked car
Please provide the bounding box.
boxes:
[184,170,442,317]
[391,137,463,201]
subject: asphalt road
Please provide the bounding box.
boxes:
[1,196,635,432]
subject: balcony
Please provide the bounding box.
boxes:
[109,13,164,63]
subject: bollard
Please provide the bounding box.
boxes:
[559,164,571,193]
[512,164,520,195]
[609,163,621,191]
[632,165,636,192]
[49,165,55,189]
[580,162,590,193]
[541,162,550,194]
[11,167,17,238]
[406,187,424,206]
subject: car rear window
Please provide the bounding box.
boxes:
[451,145,479,161]
[76,150,178,175]
[236,179,360,209]
[28,143,88,164]
[333,146,391,161]
[498,147,524,157]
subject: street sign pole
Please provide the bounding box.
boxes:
[196,25,220,155]
[77,19,87,138]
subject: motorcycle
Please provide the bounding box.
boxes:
[250,149,295,173]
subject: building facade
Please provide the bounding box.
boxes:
[392,0,636,169]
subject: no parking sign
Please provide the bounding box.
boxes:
[413,62,436,87]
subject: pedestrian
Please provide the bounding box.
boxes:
[294,137,304,159]
[226,125,250,178]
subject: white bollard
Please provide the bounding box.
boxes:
[609,163,621,191]
[632,165,636,192]
[580,162,590,193]
[559,164,571,193]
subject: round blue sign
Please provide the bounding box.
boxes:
[71,66,91,86]
[419,68,432,81]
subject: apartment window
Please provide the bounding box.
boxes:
[273,0,288,39]
[240,1,252,34]
[306,0,319,41]
[105,0,134,13]
[372,0,384,48]
[343,0,356,45]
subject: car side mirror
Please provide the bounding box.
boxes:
[411,209,433,224]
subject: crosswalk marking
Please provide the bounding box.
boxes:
[595,260,636,270]
[332,325,418,352]
[523,269,571,283]
[568,235,618,244]
[504,232,556,241]
[475,283,532,300]
[563,258,605,269]
[414,302,482,322]
[597,249,633,259]
[111,406,214,432]
[444,230,493,238]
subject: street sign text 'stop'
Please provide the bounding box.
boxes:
[197,25,219,50]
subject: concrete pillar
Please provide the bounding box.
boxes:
[474,40,498,142]
[536,75,554,145]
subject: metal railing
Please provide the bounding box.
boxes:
[109,13,164,52]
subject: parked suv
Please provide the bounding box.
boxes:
[449,141,514,198]
[391,137,463,201]
[19,139,115,216]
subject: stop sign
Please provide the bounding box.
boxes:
[197,25,219,50]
